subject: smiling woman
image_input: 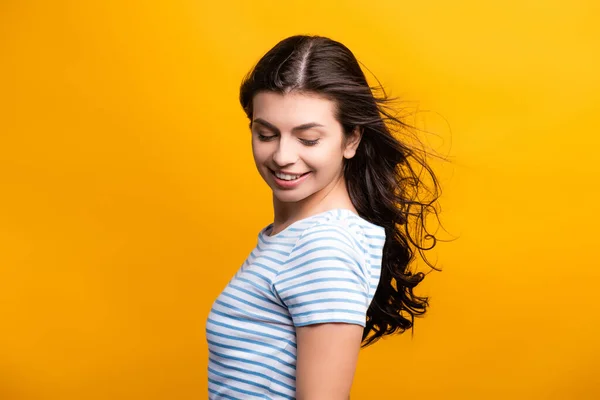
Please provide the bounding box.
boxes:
[205,35,443,400]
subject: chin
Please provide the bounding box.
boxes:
[272,189,311,203]
[273,193,305,203]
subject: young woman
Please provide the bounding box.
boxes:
[206,35,442,400]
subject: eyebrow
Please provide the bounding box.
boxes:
[252,118,325,134]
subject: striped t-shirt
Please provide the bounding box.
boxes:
[206,208,386,399]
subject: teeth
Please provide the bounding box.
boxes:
[275,172,304,181]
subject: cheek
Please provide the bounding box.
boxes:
[304,146,344,171]
[251,141,268,162]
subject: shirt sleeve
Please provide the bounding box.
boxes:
[272,222,370,327]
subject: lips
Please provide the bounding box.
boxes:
[269,169,311,189]
[275,172,304,181]
[270,169,309,180]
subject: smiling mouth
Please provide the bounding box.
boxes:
[269,169,310,181]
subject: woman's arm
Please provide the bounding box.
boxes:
[295,322,363,400]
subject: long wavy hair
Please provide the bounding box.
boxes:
[239,35,446,347]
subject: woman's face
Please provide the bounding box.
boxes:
[251,91,361,205]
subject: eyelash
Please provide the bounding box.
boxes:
[257,133,320,146]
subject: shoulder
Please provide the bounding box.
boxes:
[293,209,385,256]
[280,209,386,282]
[272,209,385,327]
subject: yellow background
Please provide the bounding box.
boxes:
[1,1,599,399]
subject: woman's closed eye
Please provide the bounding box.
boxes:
[257,132,277,141]
[256,132,320,146]
[299,138,320,146]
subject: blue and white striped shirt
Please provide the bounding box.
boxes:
[206,208,386,399]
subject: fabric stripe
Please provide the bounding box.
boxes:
[209,349,296,381]
[209,367,295,399]
[210,357,296,392]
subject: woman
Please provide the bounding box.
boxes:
[206,34,442,400]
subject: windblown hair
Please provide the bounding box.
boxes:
[239,35,445,347]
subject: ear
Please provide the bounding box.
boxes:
[343,126,363,159]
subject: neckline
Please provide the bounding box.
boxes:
[260,208,358,241]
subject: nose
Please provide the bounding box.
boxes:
[272,135,298,167]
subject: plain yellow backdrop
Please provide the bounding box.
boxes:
[1,1,599,399]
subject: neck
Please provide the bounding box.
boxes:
[270,174,355,235]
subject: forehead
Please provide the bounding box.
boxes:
[252,91,338,127]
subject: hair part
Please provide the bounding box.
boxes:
[240,35,448,347]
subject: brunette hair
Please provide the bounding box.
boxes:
[240,35,446,347]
